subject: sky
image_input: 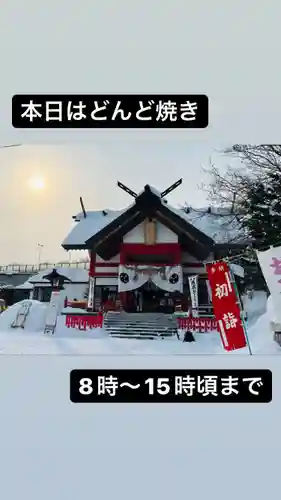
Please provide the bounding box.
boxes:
[2,0,281,265]
[1,1,281,492]
[0,141,234,265]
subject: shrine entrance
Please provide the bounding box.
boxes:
[123,282,176,314]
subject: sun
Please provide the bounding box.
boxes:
[27,175,46,191]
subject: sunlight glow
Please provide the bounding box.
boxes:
[27,175,46,191]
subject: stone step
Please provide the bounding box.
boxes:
[104,315,176,319]
[104,312,178,339]
[105,313,175,319]
[104,324,177,329]
[106,327,176,334]
[104,318,177,325]
[104,322,177,330]
[108,331,176,339]
[104,316,177,322]
[105,323,176,329]
[109,334,175,339]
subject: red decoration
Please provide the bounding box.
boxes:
[65,313,217,334]
[206,260,247,351]
[120,243,181,265]
[177,316,217,332]
[65,313,103,330]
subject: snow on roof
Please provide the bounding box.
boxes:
[62,184,247,247]
[171,206,247,243]
[149,185,247,243]
[15,281,34,290]
[62,208,127,247]
[28,267,89,284]
[137,184,164,198]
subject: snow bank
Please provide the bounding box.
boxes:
[0,294,280,355]
[0,300,48,332]
[266,295,279,323]
[246,307,281,354]
[0,299,107,340]
[242,290,267,322]
[219,294,281,354]
[55,315,108,339]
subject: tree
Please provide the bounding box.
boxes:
[240,175,281,246]
[204,144,281,247]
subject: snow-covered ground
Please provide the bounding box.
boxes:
[0,291,279,355]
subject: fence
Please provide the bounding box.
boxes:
[177,317,217,332]
[63,313,217,333]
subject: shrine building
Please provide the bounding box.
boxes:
[62,180,246,316]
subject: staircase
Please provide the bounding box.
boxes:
[103,311,179,339]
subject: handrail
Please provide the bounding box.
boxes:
[0,261,90,273]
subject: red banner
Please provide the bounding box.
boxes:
[206,260,247,351]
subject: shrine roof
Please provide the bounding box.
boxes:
[62,184,247,260]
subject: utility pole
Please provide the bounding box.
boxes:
[37,244,44,269]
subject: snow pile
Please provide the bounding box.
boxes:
[55,315,108,339]
[219,293,281,354]
[0,300,106,341]
[0,294,280,355]
[266,294,279,323]
[242,290,267,322]
[0,300,48,332]
[244,306,281,354]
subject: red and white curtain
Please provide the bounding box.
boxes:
[118,264,183,293]
[118,265,148,292]
[152,265,183,293]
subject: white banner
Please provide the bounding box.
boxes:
[188,275,199,317]
[152,265,183,293]
[256,246,281,323]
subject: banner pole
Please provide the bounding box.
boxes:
[229,267,252,355]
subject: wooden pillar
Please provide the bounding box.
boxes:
[87,277,95,311]
[144,218,157,245]
[89,251,96,277]
[119,244,126,265]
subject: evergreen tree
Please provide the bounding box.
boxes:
[241,172,281,246]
